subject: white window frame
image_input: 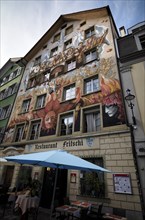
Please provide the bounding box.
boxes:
[64,39,72,50]
[63,84,75,101]
[85,49,97,63]
[21,99,31,113]
[85,26,95,38]
[59,113,74,136]
[35,94,46,109]
[50,47,58,57]
[82,105,101,133]
[67,59,76,71]
[0,105,11,120]
[84,75,100,94]
[29,120,41,140]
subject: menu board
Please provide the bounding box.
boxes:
[113,173,132,194]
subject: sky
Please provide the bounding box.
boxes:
[0,0,145,68]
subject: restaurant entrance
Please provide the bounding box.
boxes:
[40,168,67,209]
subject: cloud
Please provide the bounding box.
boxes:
[1,0,145,68]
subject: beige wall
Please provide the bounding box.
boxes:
[132,62,145,133]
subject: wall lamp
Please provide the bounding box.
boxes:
[125,89,136,126]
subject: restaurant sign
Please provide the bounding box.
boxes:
[34,139,84,150]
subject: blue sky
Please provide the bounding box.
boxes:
[0,0,145,68]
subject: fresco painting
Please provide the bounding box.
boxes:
[3,24,125,142]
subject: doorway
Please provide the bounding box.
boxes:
[40,168,67,209]
[3,166,14,190]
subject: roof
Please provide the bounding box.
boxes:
[23,5,118,63]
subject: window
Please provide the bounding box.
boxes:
[63,84,75,101]
[29,120,41,140]
[7,83,18,97]
[35,94,46,109]
[0,105,11,120]
[83,106,101,133]
[61,24,67,30]
[34,56,41,66]
[67,59,76,71]
[65,25,73,36]
[9,69,20,80]
[0,127,5,143]
[14,124,25,142]
[80,157,105,198]
[80,21,86,27]
[85,26,95,38]
[0,90,5,100]
[21,99,31,113]
[84,76,100,94]
[27,77,36,88]
[54,33,60,42]
[50,47,58,57]
[64,39,72,50]
[85,49,97,63]
[41,72,50,83]
[139,35,145,49]
[60,113,73,136]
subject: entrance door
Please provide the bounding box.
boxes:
[40,168,67,209]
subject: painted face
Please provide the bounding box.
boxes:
[105,105,118,117]
[44,111,56,129]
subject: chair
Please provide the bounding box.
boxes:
[87,203,103,220]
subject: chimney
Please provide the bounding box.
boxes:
[119,26,126,37]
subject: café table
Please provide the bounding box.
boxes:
[15,194,40,219]
[103,213,127,220]
[71,201,91,209]
[56,205,80,220]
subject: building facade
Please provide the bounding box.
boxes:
[0,7,143,220]
[117,21,145,218]
[0,58,25,189]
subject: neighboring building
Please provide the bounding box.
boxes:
[0,7,144,220]
[117,21,145,218]
[0,58,25,189]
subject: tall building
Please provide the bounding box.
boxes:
[0,58,25,143]
[0,58,25,190]
[0,6,143,220]
[117,21,145,218]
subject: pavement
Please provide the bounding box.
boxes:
[0,206,57,220]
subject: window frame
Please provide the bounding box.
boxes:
[80,157,105,198]
[29,120,41,140]
[33,56,41,66]
[81,105,101,133]
[84,48,98,63]
[0,105,11,120]
[53,33,61,42]
[84,75,100,95]
[85,26,95,39]
[62,83,76,101]
[35,94,46,109]
[66,59,76,72]
[21,99,31,113]
[65,25,73,36]
[58,112,74,136]
[14,123,25,142]
[50,46,58,57]
[64,39,72,50]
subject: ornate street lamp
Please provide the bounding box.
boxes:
[125,89,136,125]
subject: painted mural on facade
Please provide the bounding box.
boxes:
[3,24,125,142]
